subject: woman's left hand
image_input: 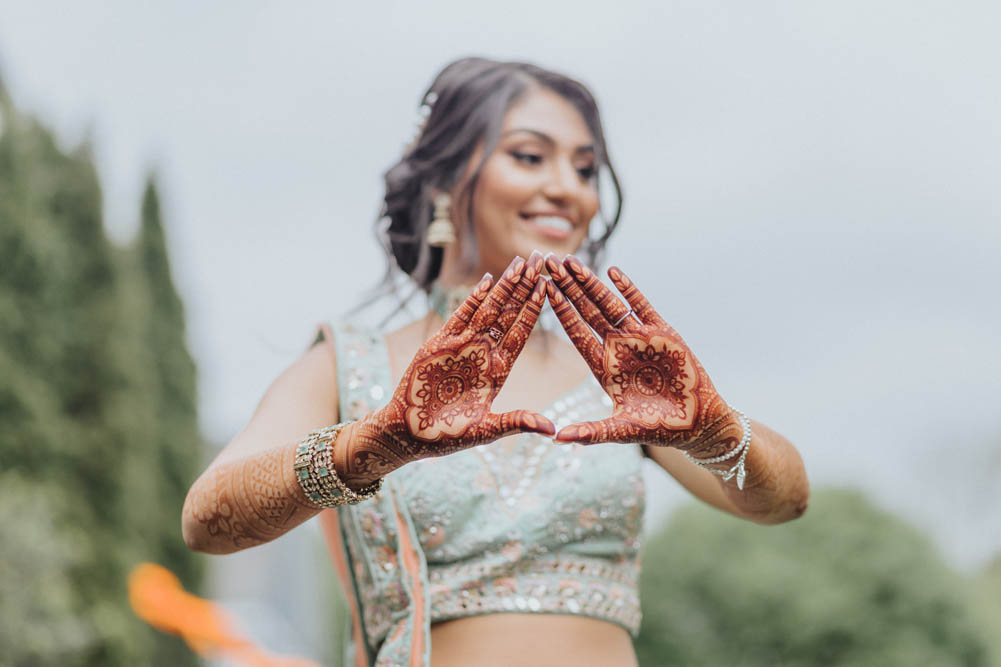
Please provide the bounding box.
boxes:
[545,254,736,450]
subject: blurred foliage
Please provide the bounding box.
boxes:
[0,81,203,665]
[635,488,1000,667]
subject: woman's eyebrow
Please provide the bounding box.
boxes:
[501,128,595,154]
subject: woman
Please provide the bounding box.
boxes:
[182,58,809,666]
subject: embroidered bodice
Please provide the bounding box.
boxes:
[327,322,645,666]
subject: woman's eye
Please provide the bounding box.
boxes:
[577,165,596,180]
[511,151,543,165]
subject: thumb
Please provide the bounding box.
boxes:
[554,418,624,445]
[483,410,556,439]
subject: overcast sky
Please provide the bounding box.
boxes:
[2,1,999,573]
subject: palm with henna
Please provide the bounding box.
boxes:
[544,254,737,452]
[337,253,556,486]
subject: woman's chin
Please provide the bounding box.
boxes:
[511,232,585,262]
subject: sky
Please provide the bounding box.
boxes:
[2,0,999,635]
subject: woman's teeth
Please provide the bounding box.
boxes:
[529,216,573,232]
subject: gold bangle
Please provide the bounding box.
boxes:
[293,423,382,508]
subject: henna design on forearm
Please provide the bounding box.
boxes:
[545,254,732,450]
[183,255,561,552]
[340,252,556,481]
[184,444,319,553]
[546,257,808,515]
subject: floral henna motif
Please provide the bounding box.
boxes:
[185,255,556,551]
[604,334,699,429]
[340,253,556,482]
[407,343,492,439]
[545,254,733,449]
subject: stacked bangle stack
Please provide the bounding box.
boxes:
[682,409,752,490]
[293,423,383,508]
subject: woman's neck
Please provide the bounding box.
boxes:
[426,281,555,352]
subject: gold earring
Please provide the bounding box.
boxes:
[426,193,457,247]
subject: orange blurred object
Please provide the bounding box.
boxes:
[128,562,319,667]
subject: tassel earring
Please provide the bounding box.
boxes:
[426,193,456,247]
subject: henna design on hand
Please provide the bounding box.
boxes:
[341,252,555,481]
[605,334,698,428]
[407,342,491,438]
[545,254,735,450]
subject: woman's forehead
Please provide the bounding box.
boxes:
[501,87,593,148]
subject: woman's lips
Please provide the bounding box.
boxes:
[520,214,574,240]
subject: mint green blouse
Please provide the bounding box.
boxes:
[329,321,645,666]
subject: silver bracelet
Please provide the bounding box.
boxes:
[293,423,382,508]
[682,409,751,490]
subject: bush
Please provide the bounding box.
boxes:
[635,489,997,667]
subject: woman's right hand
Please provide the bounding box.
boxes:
[334,252,554,486]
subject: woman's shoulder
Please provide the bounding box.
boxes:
[271,335,340,409]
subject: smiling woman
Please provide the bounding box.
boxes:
[458,88,601,281]
[378,59,622,293]
[181,57,809,667]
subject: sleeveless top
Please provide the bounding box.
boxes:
[317,322,646,667]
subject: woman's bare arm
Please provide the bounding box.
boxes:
[181,343,338,554]
[545,255,809,524]
[644,417,809,524]
[183,253,555,555]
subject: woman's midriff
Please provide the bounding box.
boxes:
[428,614,638,667]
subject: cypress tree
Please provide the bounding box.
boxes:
[131,177,204,663]
[0,77,202,666]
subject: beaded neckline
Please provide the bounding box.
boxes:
[428,283,475,321]
[429,281,558,333]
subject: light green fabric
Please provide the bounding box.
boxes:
[330,322,645,666]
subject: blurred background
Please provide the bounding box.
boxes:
[1,1,998,665]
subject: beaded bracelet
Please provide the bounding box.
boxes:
[682,409,751,490]
[293,423,383,508]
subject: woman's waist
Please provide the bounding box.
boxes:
[429,613,638,667]
[426,551,642,635]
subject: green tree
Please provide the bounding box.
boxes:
[635,489,997,667]
[0,76,202,665]
[114,177,204,664]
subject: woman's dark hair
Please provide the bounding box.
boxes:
[377,57,623,292]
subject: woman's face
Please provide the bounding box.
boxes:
[457,86,601,279]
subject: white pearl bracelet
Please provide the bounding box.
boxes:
[682,409,751,490]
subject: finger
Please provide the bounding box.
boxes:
[469,256,527,332]
[607,266,665,327]
[443,272,493,334]
[480,410,556,439]
[544,254,612,337]
[554,418,634,445]
[545,280,604,374]
[495,251,544,333]
[564,255,641,333]
[499,277,546,368]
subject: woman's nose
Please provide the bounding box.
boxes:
[541,161,582,202]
